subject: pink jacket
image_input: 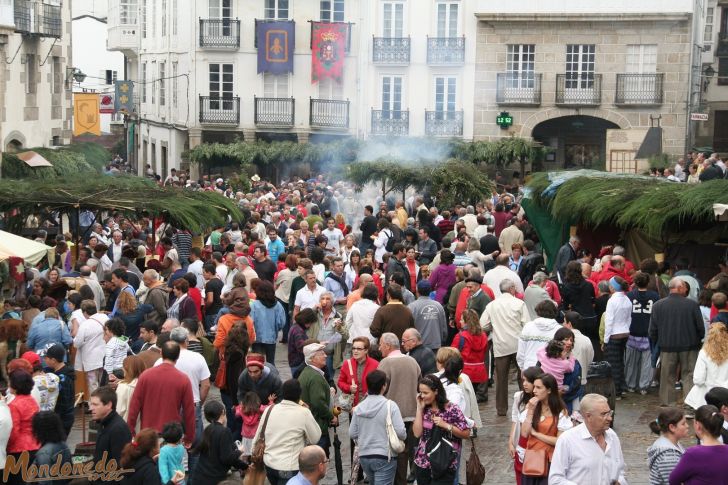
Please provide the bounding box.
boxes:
[536,347,575,390]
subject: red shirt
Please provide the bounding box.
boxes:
[7,394,40,453]
[452,330,488,383]
[188,287,203,321]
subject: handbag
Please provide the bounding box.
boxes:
[465,438,485,485]
[386,400,405,458]
[242,463,266,485]
[214,350,227,390]
[522,417,556,477]
[425,423,457,479]
[335,359,356,413]
[251,404,275,467]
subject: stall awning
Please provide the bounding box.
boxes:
[16,151,53,167]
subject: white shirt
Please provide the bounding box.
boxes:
[549,423,627,485]
[215,263,228,282]
[604,292,632,343]
[110,242,123,263]
[322,227,344,256]
[188,259,205,290]
[480,293,530,358]
[294,284,326,310]
[345,298,380,344]
[154,348,210,403]
[572,329,594,385]
[483,265,524,297]
[0,401,10,468]
[73,313,108,371]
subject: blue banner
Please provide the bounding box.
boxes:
[257,20,295,75]
[114,80,135,114]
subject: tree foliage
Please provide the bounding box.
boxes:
[430,159,494,208]
[2,147,102,180]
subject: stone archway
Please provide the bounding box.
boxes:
[519,108,632,139]
[4,131,26,153]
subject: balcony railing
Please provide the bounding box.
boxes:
[615,73,664,105]
[310,98,350,129]
[371,109,409,136]
[555,74,602,106]
[199,18,241,48]
[373,37,410,64]
[427,37,465,64]
[496,73,542,106]
[14,0,62,38]
[425,110,463,137]
[255,96,295,126]
[199,95,240,124]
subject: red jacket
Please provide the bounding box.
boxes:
[452,330,488,383]
[598,263,633,286]
[337,356,379,407]
[8,394,40,453]
[127,362,196,444]
[455,284,495,325]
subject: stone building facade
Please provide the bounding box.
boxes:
[473,2,693,172]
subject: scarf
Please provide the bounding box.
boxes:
[326,271,349,296]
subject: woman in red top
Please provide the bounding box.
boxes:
[6,369,41,485]
[452,309,488,402]
[183,273,204,321]
[405,246,420,291]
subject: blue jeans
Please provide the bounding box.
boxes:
[265,466,298,485]
[252,342,276,365]
[360,456,397,485]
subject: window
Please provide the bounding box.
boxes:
[150,0,155,36]
[25,54,37,94]
[141,62,147,102]
[52,56,62,94]
[151,142,157,173]
[719,57,728,86]
[626,44,657,73]
[172,0,177,35]
[565,44,595,88]
[103,70,118,85]
[381,75,403,119]
[434,76,456,116]
[151,61,156,104]
[141,0,147,37]
[436,2,458,37]
[159,62,166,106]
[120,0,138,25]
[506,44,535,88]
[263,73,289,97]
[265,0,289,20]
[209,63,234,109]
[705,7,714,46]
[318,78,343,99]
[382,1,403,37]
[172,62,178,108]
[321,0,344,22]
[161,0,166,36]
[143,140,148,165]
[209,0,231,18]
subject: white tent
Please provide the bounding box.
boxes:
[0,230,54,266]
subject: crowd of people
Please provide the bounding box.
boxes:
[651,151,728,182]
[1,171,728,485]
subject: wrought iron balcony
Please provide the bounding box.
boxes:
[199,18,241,48]
[496,73,542,106]
[14,0,62,38]
[310,98,350,129]
[255,96,295,126]
[371,109,409,136]
[373,37,410,64]
[614,73,664,105]
[199,95,240,125]
[555,74,602,106]
[427,37,465,64]
[425,110,463,137]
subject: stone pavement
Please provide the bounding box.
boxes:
[66,344,686,484]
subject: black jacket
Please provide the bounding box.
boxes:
[360,215,378,241]
[649,294,704,352]
[408,344,437,376]
[385,256,411,291]
[561,280,596,319]
[699,164,724,182]
[237,363,282,404]
[95,410,132,466]
[121,456,173,485]
[192,422,247,484]
[53,364,76,428]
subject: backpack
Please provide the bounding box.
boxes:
[384,229,396,252]
[426,422,458,479]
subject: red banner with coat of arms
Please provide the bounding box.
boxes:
[311,22,347,83]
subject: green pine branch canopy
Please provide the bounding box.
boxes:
[0,176,241,232]
[2,143,110,180]
[526,171,728,237]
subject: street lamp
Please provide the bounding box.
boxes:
[65,67,87,88]
[703,64,715,92]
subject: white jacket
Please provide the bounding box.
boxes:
[685,349,728,409]
[116,378,138,422]
[73,313,108,371]
[345,298,380,345]
[517,317,561,370]
[0,400,12,469]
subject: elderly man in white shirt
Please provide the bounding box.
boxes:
[484,254,524,297]
[549,393,627,485]
[480,278,531,416]
[604,276,633,398]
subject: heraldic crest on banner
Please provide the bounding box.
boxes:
[311,22,347,83]
[257,20,295,74]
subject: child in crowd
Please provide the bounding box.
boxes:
[159,421,186,485]
[236,391,267,454]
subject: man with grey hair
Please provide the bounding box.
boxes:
[80,265,105,309]
[299,343,336,457]
[553,235,580,283]
[523,271,551,319]
[483,254,524,298]
[480,279,530,416]
[141,268,168,325]
[550,393,625,485]
[649,277,704,411]
[236,255,259,294]
[377,332,420,485]
[162,318,180,333]
[460,205,478,236]
[287,445,328,485]
[402,328,436,375]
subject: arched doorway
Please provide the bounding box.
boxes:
[5,139,23,153]
[532,115,619,169]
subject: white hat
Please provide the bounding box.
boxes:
[216,178,224,183]
[303,343,326,360]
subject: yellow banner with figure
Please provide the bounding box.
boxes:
[73,93,101,136]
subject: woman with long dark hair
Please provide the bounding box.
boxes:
[221,322,250,439]
[191,401,247,484]
[560,261,597,345]
[119,428,182,484]
[31,411,72,485]
[413,374,470,485]
[670,405,728,483]
[510,367,541,485]
[250,280,286,364]
[647,407,687,484]
[518,373,572,485]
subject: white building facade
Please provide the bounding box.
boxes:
[0,0,73,153]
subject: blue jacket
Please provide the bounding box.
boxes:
[27,317,72,365]
[250,299,286,344]
[267,238,286,266]
[33,441,72,485]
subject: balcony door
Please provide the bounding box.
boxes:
[381,2,404,38]
[318,78,343,100]
[624,44,657,102]
[506,44,535,89]
[381,76,403,119]
[208,0,232,36]
[209,63,234,110]
[434,76,456,120]
[436,2,458,37]
[565,44,596,101]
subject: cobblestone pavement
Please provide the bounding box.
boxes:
[67,344,687,484]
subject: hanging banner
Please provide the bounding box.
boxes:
[73,93,101,136]
[99,93,115,114]
[115,80,135,114]
[257,20,295,74]
[311,22,347,83]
